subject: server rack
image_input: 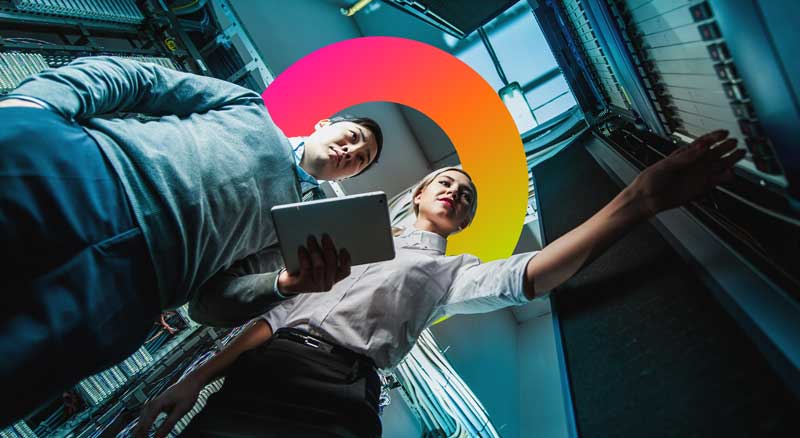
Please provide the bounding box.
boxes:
[537,0,799,192]
[533,0,800,306]
[528,0,800,435]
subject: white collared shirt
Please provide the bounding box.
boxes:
[263,228,537,369]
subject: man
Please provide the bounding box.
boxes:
[0,56,383,426]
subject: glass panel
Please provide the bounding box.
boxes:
[454,39,504,91]
[486,8,559,82]
[525,74,568,108]
[526,75,577,123]
[452,0,578,129]
[534,93,577,123]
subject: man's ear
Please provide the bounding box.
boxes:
[314,119,332,131]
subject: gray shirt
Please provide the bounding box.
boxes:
[262,229,537,369]
[11,57,301,311]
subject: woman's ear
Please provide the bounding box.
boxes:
[460,220,470,231]
[314,118,332,131]
[413,191,422,207]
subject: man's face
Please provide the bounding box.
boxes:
[301,120,379,180]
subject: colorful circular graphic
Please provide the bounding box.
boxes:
[262,36,528,261]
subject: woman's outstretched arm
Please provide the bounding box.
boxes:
[523,129,744,299]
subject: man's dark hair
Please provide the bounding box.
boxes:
[329,115,383,175]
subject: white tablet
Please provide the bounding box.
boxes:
[271,191,396,273]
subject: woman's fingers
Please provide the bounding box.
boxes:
[692,129,728,149]
[715,148,747,172]
[134,399,164,438]
[154,400,192,438]
[708,138,738,160]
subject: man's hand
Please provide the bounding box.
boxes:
[631,129,746,217]
[133,378,203,438]
[278,234,352,295]
[0,98,44,109]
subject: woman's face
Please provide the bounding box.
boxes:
[414,170,475,236]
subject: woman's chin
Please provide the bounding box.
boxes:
[433,219,459,235]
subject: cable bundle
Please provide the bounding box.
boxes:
[393,330,500,438]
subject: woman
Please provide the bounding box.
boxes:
[135,130,742,437]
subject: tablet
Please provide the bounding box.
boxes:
[271,191,396,273]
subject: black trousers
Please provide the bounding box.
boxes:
[182,333,382,437]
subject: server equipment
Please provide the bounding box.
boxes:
[525,0,800,436]
[12,0,145,24]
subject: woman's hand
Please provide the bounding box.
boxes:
[630,129,746,217]
[278,234,352,295]
[133,377,204,438]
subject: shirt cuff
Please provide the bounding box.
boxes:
[273,267,291,300]
[0,94,58,114]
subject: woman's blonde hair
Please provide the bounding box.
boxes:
[410,166,478,229]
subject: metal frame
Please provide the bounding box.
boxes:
[532,0,603,122]
[209,0,274,90]
[155,1,210,75]
[0,9,140,34]
[381,0,466,38]
[549,298,580,438]
[0,40,169,56]
[531,138,585,438]
[707,0,800,203]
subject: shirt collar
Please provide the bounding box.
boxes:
[289,137,321,196]
[289,137,305,164]
[396,227,447,254]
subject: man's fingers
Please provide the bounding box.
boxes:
[298,246,312,273]
[335,248,352,282]
[321,234,337,290]
[307,236,325,289]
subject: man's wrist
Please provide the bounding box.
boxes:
[274,268,297,299]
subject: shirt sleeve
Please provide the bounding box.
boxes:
[260,299,297,333]
[9,56,263,120]
[188,245,293,328]
[437,251,539,319]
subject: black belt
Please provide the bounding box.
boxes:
[273,328,376,370]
